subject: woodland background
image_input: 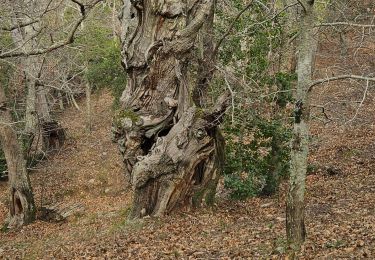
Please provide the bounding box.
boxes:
[0,0,374,258]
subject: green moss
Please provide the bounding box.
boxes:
[195,107,205,118]
[113,109,140,128]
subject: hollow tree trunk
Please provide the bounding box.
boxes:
[113,0,228,218]
[0,85,36,228]
[286,0,316,249]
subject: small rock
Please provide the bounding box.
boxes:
[276,217,286,222]
[88,179,95,184]
[104,188,110,194]
[102,152,107,156]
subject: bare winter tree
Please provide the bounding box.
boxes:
[113,0,231,218]
[286,0,316,249]
[0,85,36,228]
[0,0,103,228]
[286,0,375,250]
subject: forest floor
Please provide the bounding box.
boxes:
[0,85,374,259]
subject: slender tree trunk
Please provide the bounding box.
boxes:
[10,0,40,151]
[0,86,36,228]
[114,0,228,218]
[24,80,37,137]
[85,82,92,132]
[286,0,316,249]
[10,0,58,154]
[280,0,299,73]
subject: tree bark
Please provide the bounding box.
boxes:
[114,0,228,218]
[286,0,316,249]
[0,85,36,228]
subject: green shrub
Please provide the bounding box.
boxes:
[223,118,291,199]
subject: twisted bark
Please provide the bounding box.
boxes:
[113,0,228,218]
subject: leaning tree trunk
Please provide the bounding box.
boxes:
[286,0,316,249]
[113,0,228,218]
[0,85,36,228]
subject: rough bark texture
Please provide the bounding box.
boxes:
[0,86,36,228]
[113,0,227,218]
[286,0,316,249]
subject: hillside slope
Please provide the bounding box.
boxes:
[0,87,374,258]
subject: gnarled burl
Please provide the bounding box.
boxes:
[113,0,228,218]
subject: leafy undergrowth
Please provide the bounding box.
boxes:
[0,78,374,260]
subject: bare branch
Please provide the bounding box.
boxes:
[1,19,40,31]
[70,0,86,15]
[317,22,375,28]
[345,80,369,125]
[309,75,375,92]
[296,0,307,12]
[0,0,103,59]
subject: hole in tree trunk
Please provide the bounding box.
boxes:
[140,136,154,154]
[193,160,206,185]
[157,126,172,138]
[13,190,23,215]
[140,126,173,154]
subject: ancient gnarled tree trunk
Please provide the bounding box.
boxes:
[0,86,36,228]
[113,0,228,218]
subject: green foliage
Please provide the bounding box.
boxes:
[214,0,297,199]
[75,9,126,109]
[223,118,291,199]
